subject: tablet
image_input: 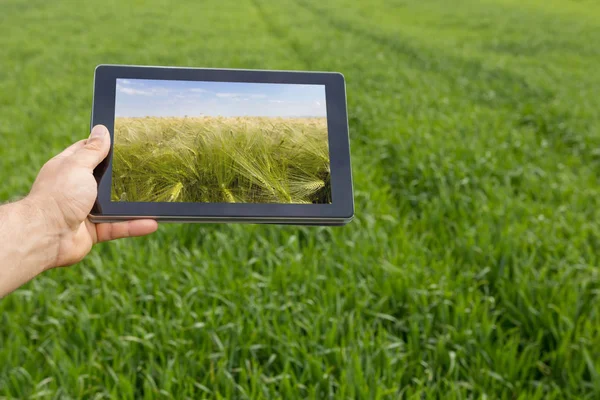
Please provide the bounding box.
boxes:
[90,64,353,225]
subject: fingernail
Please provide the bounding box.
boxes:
[90,125,108,139]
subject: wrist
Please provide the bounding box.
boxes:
[18,196,62,271]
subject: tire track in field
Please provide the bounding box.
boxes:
[291,0,552,108]
[250,0,314,69]
[290,0,600,171]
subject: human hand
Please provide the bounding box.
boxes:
[26,125,158,268]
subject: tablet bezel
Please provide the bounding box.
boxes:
[90,64,354,222]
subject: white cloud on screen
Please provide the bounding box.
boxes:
[117,86,153,96]
[216,92,241,98]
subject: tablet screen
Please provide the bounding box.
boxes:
[112,79,331,204]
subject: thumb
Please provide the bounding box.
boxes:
[73,125,111,169]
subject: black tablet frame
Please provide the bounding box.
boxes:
[90,64,353,222]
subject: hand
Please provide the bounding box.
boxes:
[26,125,158,268]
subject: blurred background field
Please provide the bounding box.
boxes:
[1,0,600,398]
[113,116,331,204]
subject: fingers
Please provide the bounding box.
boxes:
[72,125,111,169]
[95,219,158,243]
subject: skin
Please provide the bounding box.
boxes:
[0,125,158,297]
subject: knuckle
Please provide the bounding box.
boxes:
[84,139,103,152]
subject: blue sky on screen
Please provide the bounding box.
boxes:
[115,79,327,118]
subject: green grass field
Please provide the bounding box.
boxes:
[112,116,331,204]
[1,0,600,398]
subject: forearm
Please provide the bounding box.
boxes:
[0,198,59,297]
